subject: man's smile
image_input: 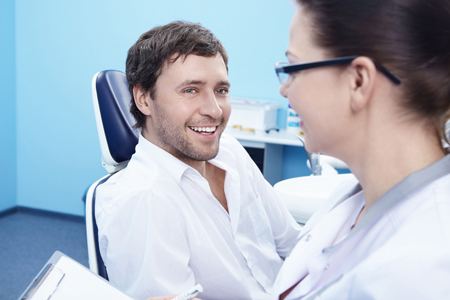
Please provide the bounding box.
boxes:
[188,126,218,135]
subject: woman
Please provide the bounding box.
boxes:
[272,0,450,299]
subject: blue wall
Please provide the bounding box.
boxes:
[0,0,17,213]
[14,0,308,216]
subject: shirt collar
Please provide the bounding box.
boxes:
[134,134,192,184]
[134,133,238,183]
[208,133,238,176]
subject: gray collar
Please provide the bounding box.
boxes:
[302,154,450,299]
[325,154,450,252]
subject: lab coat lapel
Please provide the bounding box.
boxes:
[285,181,361,258]
[277,200,358,297]
[276,182,362,297]
[303,180,360,231]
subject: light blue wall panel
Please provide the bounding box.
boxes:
[16,0,308,216]
[0,0,17,213]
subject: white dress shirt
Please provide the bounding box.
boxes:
[96,133,301,300]
[272,157,450,300]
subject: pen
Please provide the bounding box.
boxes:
[171,284,203,300]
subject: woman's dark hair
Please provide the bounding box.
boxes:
[126,21,228,129]
[297,0,450,143]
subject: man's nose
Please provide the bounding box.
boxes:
[199,92,223,119]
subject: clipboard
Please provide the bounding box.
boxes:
[18,251,136,300]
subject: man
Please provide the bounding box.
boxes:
[96,21,300,300]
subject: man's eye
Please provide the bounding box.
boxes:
[184,89,196,94]
[216,88,229,95]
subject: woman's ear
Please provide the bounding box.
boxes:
[348,56,377,113]
[133,85,152,116]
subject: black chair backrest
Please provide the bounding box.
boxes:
[95,70,138,164]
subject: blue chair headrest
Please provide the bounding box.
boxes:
[93,70,139,172]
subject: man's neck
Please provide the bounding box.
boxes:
[191,160,208,177]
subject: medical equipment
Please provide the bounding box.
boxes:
[274,173,356,224]
[291,134,323,176]
[274,133,351,223]
[228,98,281,132]
[286,105,303,136]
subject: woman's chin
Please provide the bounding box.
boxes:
[304,143,318,154]
[303,136,318,153]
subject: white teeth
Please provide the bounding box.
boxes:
[190,126,216,133]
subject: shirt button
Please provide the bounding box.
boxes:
[305,234,312,242]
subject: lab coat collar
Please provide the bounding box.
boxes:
[288,179,361,255]
[325,153,450,254]
[303,154,450,299]
[278,190,364,297]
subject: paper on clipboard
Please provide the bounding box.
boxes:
[19,251,135,300]
[23,264,65,300]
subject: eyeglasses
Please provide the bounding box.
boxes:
[275,56,402,85]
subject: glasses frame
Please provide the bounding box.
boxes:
[275,56,402,85]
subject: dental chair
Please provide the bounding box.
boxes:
[85,70,138,279]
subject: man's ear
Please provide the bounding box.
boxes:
[133,85,152,116]
[348,57,377,113]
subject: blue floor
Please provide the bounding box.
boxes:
[0,209,89,300]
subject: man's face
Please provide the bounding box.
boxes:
[142,53,231,165]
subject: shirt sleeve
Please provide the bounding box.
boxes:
[227,135,301,259]
[252,165,302,258]
[97,189,195,300]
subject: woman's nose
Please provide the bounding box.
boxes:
[279,83,288,98]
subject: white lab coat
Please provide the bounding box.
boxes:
[272,156,450,300]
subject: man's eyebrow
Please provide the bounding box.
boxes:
[217,80,231,87]
[177,79,231,89]
[177,80,206,88]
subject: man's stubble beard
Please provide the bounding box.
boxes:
[153,99,224,163]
